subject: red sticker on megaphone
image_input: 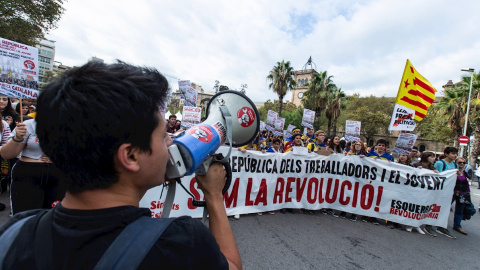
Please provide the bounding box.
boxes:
[188,125,213,143]
[237,107,255,127]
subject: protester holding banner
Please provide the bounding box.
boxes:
[284,133,303,153]
[265,138,282,153]
[452,157,472,235]
[397,154,412,166]
[327,136,343,154]
[423,146,459,238]
[0,119,66,215]
[367,139,394,161]
[303,127,315,144]
[348,141,367,157]
[307,130,326,153]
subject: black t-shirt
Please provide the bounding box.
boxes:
[1,204,228,269]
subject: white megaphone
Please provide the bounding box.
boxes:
[166,90,260,179]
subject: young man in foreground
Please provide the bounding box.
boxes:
[0,61,242,269]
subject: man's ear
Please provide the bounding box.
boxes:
[116,143,140,172]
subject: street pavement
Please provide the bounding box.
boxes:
[1,183,479,269]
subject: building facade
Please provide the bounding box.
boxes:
[36,39,56,87]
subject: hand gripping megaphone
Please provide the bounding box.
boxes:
[164,90,259,212]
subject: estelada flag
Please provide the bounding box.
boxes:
[395,59,436,121]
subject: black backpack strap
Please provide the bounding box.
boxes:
[34,209,55,270]
[93,216,176,270]
[0,215,36,269]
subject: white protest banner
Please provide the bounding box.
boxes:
[0,37,39,99]
[266,110,277,132]
[274,117,285,136]
[283,130,291,138]
[393,133,418,155]
[302,109,315,128]
[181,106,202,129]
[140,146,456,227]
[345,120,361,142]
[389,104,416,131]
[184,86,197,107]
[260,121,266,131]
[178,80,190,99]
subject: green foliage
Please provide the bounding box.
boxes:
[0,0,66,46]
[258,99,297,121]
[266,60,296,115]
[414,104,454,144]
[338,94,393,143]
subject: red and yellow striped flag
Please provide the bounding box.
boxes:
[395,60,436,121]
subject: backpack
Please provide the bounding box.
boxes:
[439,160,458,172]
[0,209,175,270]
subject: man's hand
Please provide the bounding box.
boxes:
[195,162,226,199]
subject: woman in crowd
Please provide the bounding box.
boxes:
[0,119,67,215]
[284,133,303,153]
[0,97,19,131]
[452,157,471,235]
[348,140,367,156]
[412,152,439,236]
[416,151,439,172]
[342,140,368,221]
[15,102,29,119]
[397,154,412,166]
[328,136,343,154]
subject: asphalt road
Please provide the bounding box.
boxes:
[1,184,479,270]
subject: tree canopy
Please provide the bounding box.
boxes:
[0,0,66,46]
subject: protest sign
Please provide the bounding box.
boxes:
[141,146,456,227]
[389,104,416,131]
[178,80,190,99]
[393,133,418,155]
[266,110,277,132]
[184,86,198,107]
[274,117,285,136]
[181,106,202,129]
[345,120,361,141]
[260,121,266,131]
[0,37,39,99]
[302,109,315,128]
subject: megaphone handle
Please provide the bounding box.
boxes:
[191,154,232,207]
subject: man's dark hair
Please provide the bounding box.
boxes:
[412,146,418,150]
[36,60,169,193]
[169,115,176,120]
[376,139,387,146]
[272,138,281,144]
[444,146,458,155]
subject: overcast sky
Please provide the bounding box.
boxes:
[47,0,480,103]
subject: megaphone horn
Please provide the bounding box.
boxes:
[166,90,260,178]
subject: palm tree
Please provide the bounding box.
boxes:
[302,71,336,131]
[461,72,480,163]
[325,88,347,136]
[438,86,469,147]
[266,60,296,116]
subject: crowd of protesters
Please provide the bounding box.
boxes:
[0,96,477,240]
[0,77,39,90]
[229,126,478,239]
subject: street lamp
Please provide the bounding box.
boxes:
[459,68,475,157]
